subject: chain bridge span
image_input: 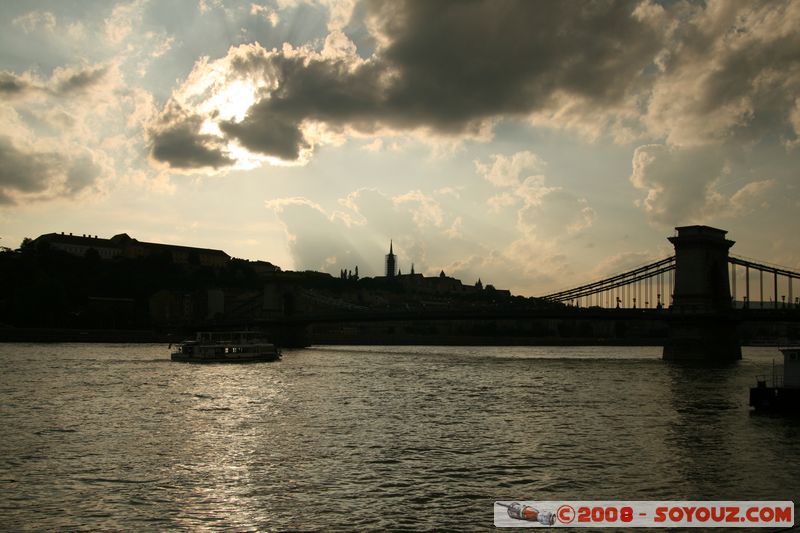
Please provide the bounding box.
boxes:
[539,226,800,361]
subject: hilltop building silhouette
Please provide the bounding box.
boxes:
[375,239,510,297]
[30,232,230,268]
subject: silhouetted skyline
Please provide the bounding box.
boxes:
[2,1,799,296]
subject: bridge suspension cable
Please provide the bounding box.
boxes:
[728,255,800,309]
[539,252,800,310]
[540,256,675,308]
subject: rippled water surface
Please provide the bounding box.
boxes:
[1,344,799,530]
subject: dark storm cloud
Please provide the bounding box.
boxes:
[0,64,111,99]
[0,136,56,196]
[371,0,659,129]
[220,104,309,160]
[0,71,30,96]
[149,105,233,169]
[152,0,663,168]
[0,135,102,204]
[53,65,109,95]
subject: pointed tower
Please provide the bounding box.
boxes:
[385,240,396,277]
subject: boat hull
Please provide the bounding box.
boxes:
[171,351,280,363]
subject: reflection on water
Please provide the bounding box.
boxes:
[0,344,798,530]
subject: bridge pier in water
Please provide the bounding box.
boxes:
[663,225,742,362]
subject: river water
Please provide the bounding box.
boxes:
[1,344,798,531]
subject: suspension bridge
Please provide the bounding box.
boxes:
[540,255,799,312]
[539,225,800,361]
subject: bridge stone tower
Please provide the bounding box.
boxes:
[663,225,741,362]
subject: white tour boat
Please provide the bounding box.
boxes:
[171,331,281,363]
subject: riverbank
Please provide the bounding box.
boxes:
[0,327,184,343]
[0,327,792,348]
[0,326,789,346]
[0,325,663,345]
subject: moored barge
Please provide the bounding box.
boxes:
[749,347,800,412]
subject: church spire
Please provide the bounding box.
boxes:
[385,239,397,277]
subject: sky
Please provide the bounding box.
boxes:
[1,0,799,296]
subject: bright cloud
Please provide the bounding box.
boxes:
[475,150,595,241]
[474,151,545,188]
[12,11,56,33]
[629,144,775,226]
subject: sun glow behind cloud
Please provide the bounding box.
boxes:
[194,77,280,170]
[204,78,259,123]
[170,56,303,172]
